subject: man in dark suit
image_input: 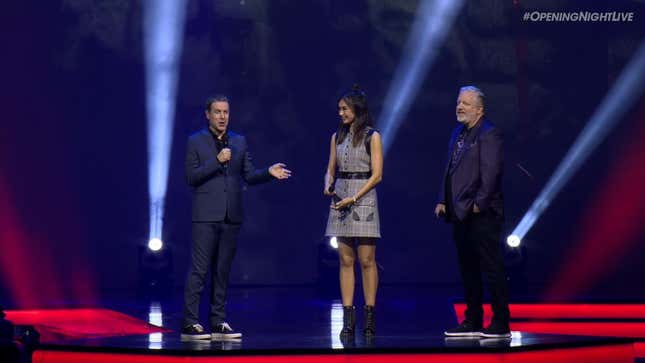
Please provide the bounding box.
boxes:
[435,86,510,338]
[181,95,291,341]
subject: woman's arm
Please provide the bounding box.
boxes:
[352,131,383,201]
[323,133,337,195]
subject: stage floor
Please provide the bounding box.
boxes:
[3,286,643,362]
[39,330,632,354]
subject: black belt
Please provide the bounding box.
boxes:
[336,171,371,179]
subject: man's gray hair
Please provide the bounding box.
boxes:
[459,85,485,109]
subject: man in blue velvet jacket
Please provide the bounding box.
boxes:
[181,95,291,341]
[435,86,510,338]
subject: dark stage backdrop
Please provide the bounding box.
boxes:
[1,0,644,305]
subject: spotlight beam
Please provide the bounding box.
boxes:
[377,0,465,154]
[143,0,187,241]
[512,41,645,240]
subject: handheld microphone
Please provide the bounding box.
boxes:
[329,184,349,219]
[328,185,341,204]
[219,134,229,174]
[222,133,228,149]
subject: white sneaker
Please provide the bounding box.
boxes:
[180,323,211,341]
[211,322,242,339]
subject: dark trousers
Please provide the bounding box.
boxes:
[453,213,510,326]
[183,221,241,328]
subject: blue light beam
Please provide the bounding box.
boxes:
[377,0,465,154]
[512,41,645,240]
[143,0,187,241]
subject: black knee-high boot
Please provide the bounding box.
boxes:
[340,306,355,337]
[364,305,375,337]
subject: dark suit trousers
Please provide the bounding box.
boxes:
[452,213,510,326]
[183,221,241,327]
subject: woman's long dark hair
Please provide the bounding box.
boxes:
[336,84,374,147]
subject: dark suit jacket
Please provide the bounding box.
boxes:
[438,119,504,222]
[185,129,273,223]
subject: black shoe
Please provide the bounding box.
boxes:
[444,321,483,337]
[363,305,375,337]
[180,323,211,341]
[480,322,511,338]
[339,306,355,338]
[211,322,242,340]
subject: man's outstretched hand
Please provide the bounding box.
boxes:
[269,163,292,180]
[434,203,446,218]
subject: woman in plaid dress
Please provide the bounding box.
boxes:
[324,85,383,339]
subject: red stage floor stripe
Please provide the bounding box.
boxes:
[453,303,645,358]
[510,321,645,338]
[32,344,634,363]
[453,304,645,338]
[454,303,645,320]
[5,308,168,340]
[634,342,645,357]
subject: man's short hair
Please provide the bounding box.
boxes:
[205,95,229,111]
[459,86,485,109]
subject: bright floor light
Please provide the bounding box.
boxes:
[148,238,163,252]
[329,237,338,249]
[506,235,521,248]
